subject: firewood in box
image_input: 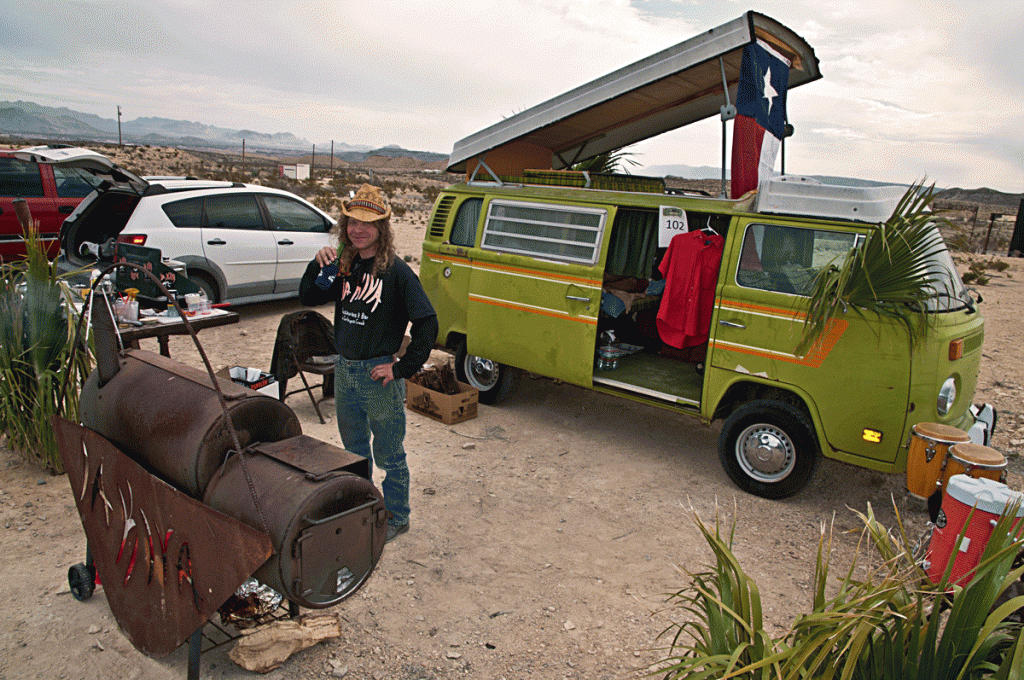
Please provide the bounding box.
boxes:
[413,363,460,395]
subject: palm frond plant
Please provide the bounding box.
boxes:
[799,182,956,355]
[0,220,94,473]
[655,500,1024,680]
[571,147,640,174]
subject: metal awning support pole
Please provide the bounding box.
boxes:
[718,57,737,198]
[469,158,504,185]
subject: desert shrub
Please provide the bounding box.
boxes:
[963,260,991,286]
[421,185,441,204]
[1,222,94,472]
[654,502,1024,680]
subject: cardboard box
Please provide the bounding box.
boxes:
[215,366,279,398]
[405,377,478,425]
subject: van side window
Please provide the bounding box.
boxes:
[450,198,482,247]
[737,223,858,295]
[482,200,606,265]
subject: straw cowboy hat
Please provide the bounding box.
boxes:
[341,184,392,222]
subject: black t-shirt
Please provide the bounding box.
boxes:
[299,255,437,379]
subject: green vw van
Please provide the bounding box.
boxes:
[416,11,994,498]
[418,175,995,498]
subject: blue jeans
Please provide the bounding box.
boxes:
[334,356,410,526]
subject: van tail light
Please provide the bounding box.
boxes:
[117,234,148,246]
[949,339,964,360]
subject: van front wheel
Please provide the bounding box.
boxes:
[718,400,818,499]
[454,341,516,405]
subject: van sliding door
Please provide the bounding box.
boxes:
[467,199,605,388]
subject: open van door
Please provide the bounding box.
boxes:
[465,198,607,388]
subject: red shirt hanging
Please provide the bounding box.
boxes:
[656,230,724,349]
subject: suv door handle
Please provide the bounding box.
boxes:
[566,295,591,302]
[206,238,227,245]
[59,206,75,214]
[719,320,746,329]
[277,239,294,245]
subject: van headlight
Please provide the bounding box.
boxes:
[937,377,957,416]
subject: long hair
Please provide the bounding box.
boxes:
[333,214,396,277]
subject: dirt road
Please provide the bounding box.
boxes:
[2,221,1021,680]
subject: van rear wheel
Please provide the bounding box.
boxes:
[718,400,818,499]
[454,341,516,405]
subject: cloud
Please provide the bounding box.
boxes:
[2,0,1020,191]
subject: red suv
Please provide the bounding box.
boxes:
[0,145,109,260]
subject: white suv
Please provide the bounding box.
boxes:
[59,169,335,304]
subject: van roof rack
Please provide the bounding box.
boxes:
[754,176,906,223]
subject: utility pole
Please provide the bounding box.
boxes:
[117,105,122,147]
[330,140,334,175]
[242,139,246,177]
[311,144,315,180]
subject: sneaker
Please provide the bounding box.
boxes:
[385,522,409,543]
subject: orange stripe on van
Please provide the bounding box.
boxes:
[469,294,598,325]
[711,319,848,368]
[428,254,601,287]
[718,298,807,320]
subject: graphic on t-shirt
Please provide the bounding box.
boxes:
[340,272,383,322]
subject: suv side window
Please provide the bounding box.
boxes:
[0,157,44,198]
[203,194,263,230]
[162,197,204,228]
[261,194,329,233]
[481,199,606,265]
[450,198,482,247]
[737,223,857,295]
[53,166,101,198]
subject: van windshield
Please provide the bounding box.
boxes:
[922,227,971,313]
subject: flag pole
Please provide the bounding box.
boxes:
[718,57,736,199]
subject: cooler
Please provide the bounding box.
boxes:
[925,475,1024,586]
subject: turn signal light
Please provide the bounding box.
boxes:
[862,429,883,444]
[949,339,963,360]
[117,234,148,246]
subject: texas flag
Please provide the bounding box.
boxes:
[730,42,791,199]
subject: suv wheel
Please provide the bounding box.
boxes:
[718,399,818,499]
[454,340,516,405]
[187,271,218,304]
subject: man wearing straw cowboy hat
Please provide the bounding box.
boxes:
[300,184,437,543]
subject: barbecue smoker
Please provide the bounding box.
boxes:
[53,272,387,677]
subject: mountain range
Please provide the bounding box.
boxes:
[0,100,447,163]
[2,100,1021,211]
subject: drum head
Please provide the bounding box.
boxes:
[912,422,971,444]
[948,442,1005,468]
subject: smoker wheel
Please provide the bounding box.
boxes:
[68,563,95,602]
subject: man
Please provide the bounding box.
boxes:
[299,184,437,543]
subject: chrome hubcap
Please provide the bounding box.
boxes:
[464,355,499,391]
[735,423,795,483]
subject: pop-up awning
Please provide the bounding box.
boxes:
[448,11,820,176]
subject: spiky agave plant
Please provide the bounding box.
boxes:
[0,221,93,472]
[654,502,1024,680]
[798,182,957,355]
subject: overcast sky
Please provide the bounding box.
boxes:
[3,0,1022,192]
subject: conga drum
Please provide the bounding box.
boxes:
[940,442,1007,493]
[906,422,970,499]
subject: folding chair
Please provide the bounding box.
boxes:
[274,311,338,424]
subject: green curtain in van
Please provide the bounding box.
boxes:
[606,209,658,278]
